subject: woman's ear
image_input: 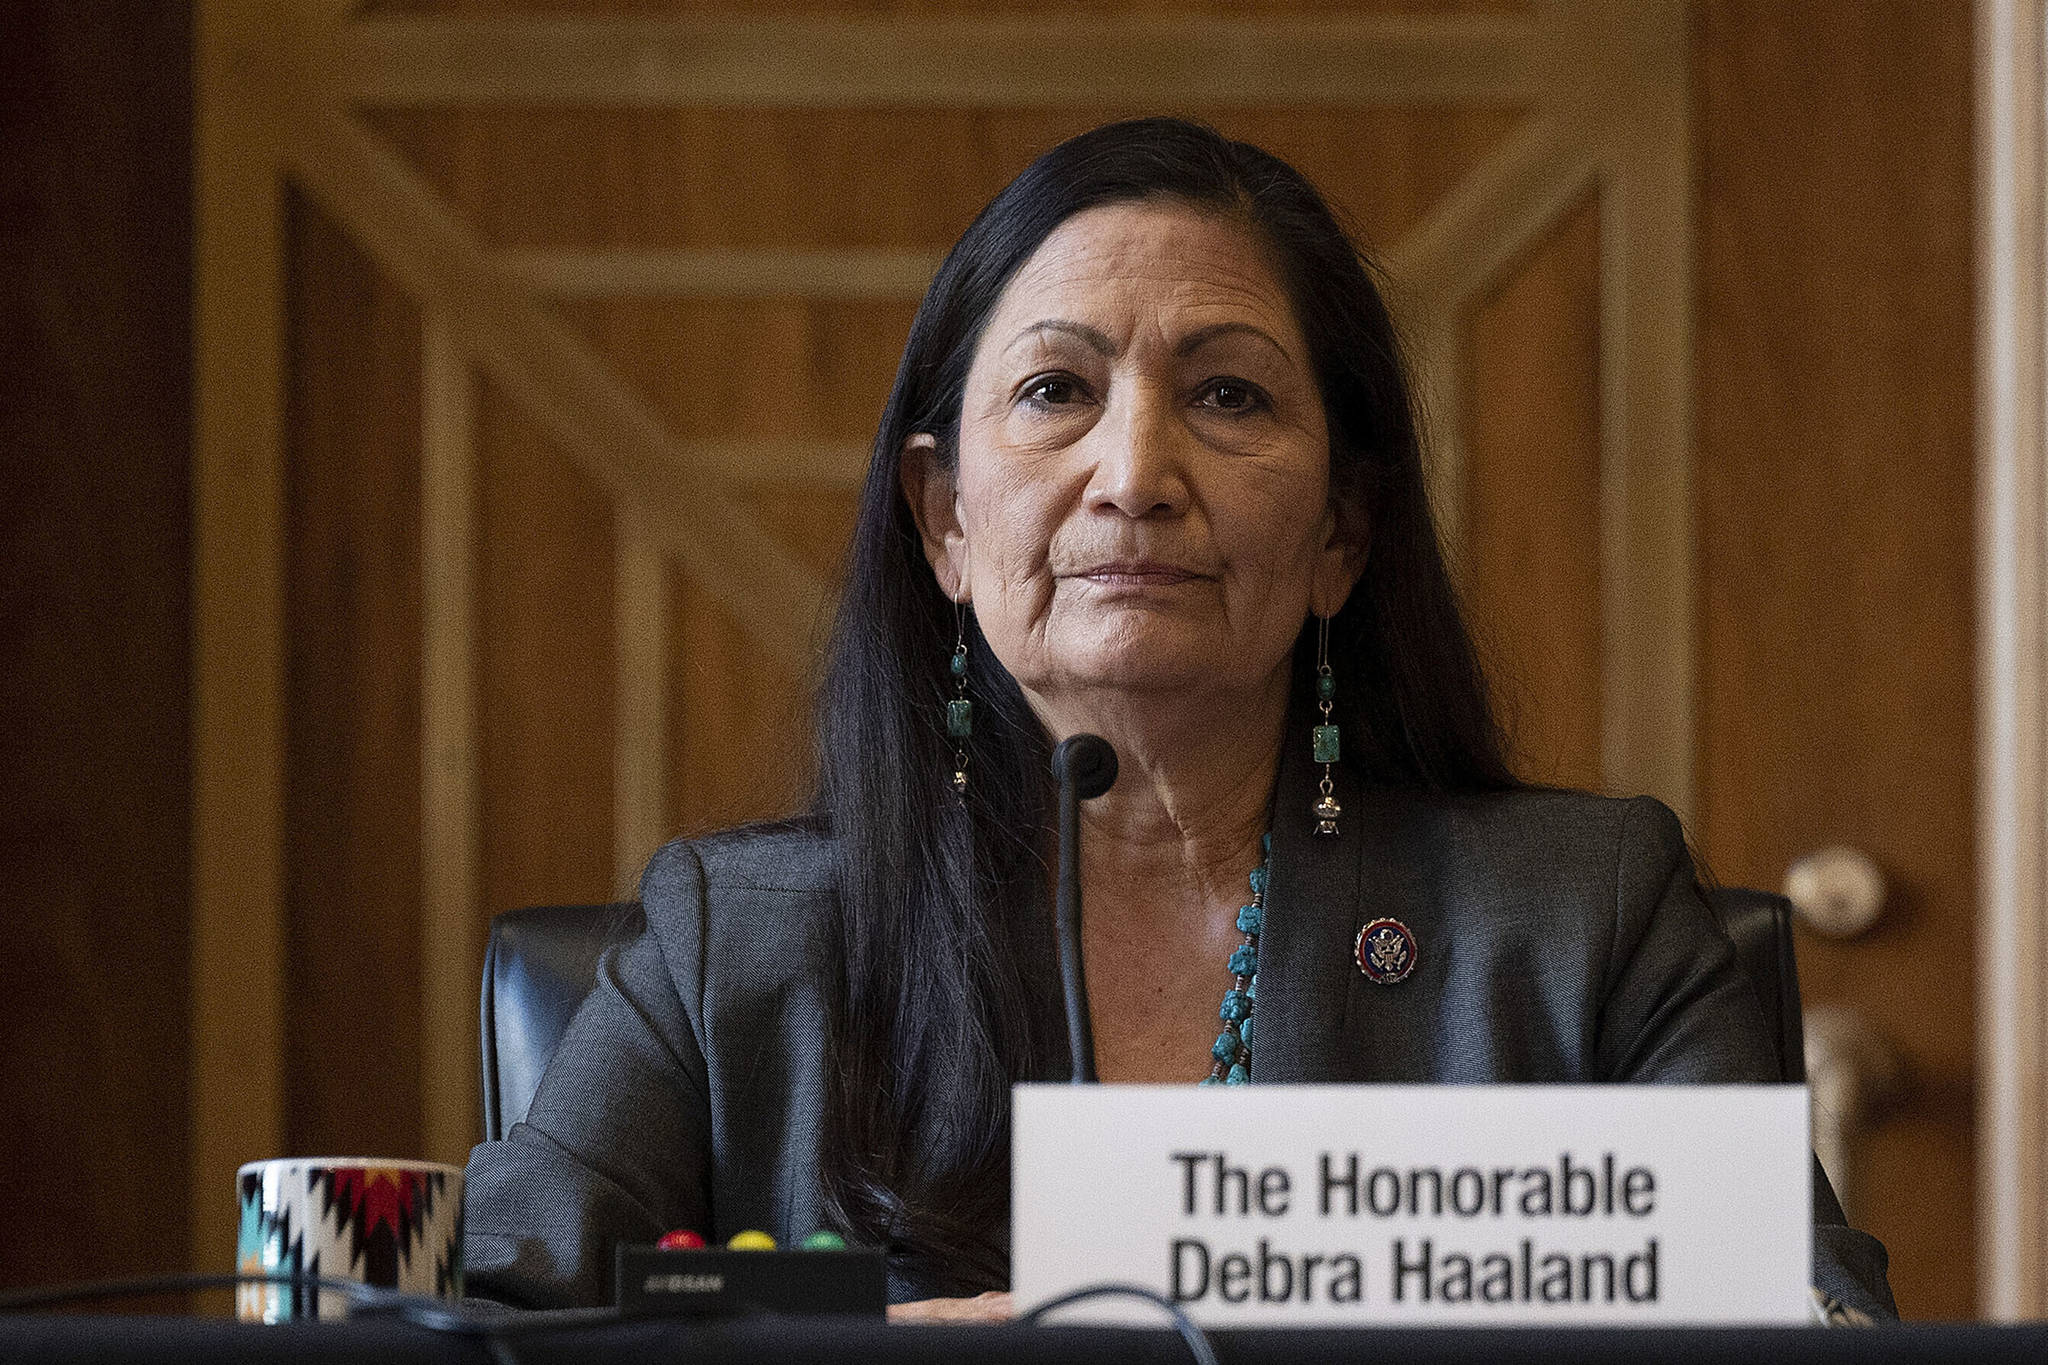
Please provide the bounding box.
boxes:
[1308,495,1369,619]
[898,432,970,601]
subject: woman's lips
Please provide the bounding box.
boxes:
[1071,561,1207,586]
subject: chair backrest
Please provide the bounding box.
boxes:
[1706,886,1807,1083]
[477,886,1807,1140]
[480,901,642,1143]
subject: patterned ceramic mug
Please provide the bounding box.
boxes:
[236,1157,464,1321]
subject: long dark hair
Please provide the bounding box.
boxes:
[811,117,1515,1294]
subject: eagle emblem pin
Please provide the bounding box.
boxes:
[1354,917,1417,985]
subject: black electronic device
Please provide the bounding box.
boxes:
[614,1245,887,1318]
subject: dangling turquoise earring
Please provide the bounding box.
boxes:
[1312,614,1341,836]
[947,597,972,795]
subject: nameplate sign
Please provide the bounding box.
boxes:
[1012,1084,1810,1327]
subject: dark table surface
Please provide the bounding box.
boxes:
[4,1315,2048,1364]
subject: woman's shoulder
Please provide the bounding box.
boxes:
[639,813,837,902]
[1384,784,1687,879]
[633,815,839,995]
[637,815,837,951]
[1352,785,1700,960]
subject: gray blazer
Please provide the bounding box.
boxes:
[463,739,1898,1319]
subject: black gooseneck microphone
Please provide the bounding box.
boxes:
[1050,733,1118,1083]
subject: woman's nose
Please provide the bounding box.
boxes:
[1084,387,1190,519]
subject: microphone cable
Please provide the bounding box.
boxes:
[1020,1282,1221,1365]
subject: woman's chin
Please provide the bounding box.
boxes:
[1002,612,1291,706]
[1031,646,1272,702]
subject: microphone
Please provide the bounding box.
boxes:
[1050,734,1117,1083]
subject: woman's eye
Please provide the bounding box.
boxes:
[1197,378,1268,413]
[1021,374,1087,407]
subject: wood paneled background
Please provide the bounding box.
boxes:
[2,0,194,1296]
[209,0,1694,1201]
[2,0,1979,1320]
[1695,0,1977,1319]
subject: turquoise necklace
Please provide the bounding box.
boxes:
[1200,832,1270,1085]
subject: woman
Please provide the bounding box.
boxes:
[463,117,1896,1321]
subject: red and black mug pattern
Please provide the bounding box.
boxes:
[236,1158,463,1321]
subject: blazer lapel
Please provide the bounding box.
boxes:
[1253,707,1443,1083]
[1251,705,1365,1081]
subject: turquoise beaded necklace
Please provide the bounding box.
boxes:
[1201,832,1271,1085]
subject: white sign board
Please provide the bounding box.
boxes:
[1012,1084,1810,1327]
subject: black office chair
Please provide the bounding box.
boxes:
[1708,886,1808,1085]
[477,888,1806,1141]
[479,902,643,1143]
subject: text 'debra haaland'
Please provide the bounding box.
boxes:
[1011,1084,1809,1327]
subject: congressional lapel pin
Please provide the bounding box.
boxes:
[1354,917,1417,985]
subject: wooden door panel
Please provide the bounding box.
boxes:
[1694,0,1976,1317]
[371,106,1521,252]
[563,298,917,444]
[283,191,427,1159]
[663,575,813,843]
[661,488,861,842]
[478,392,621,910]
[1462,193,1604,791]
